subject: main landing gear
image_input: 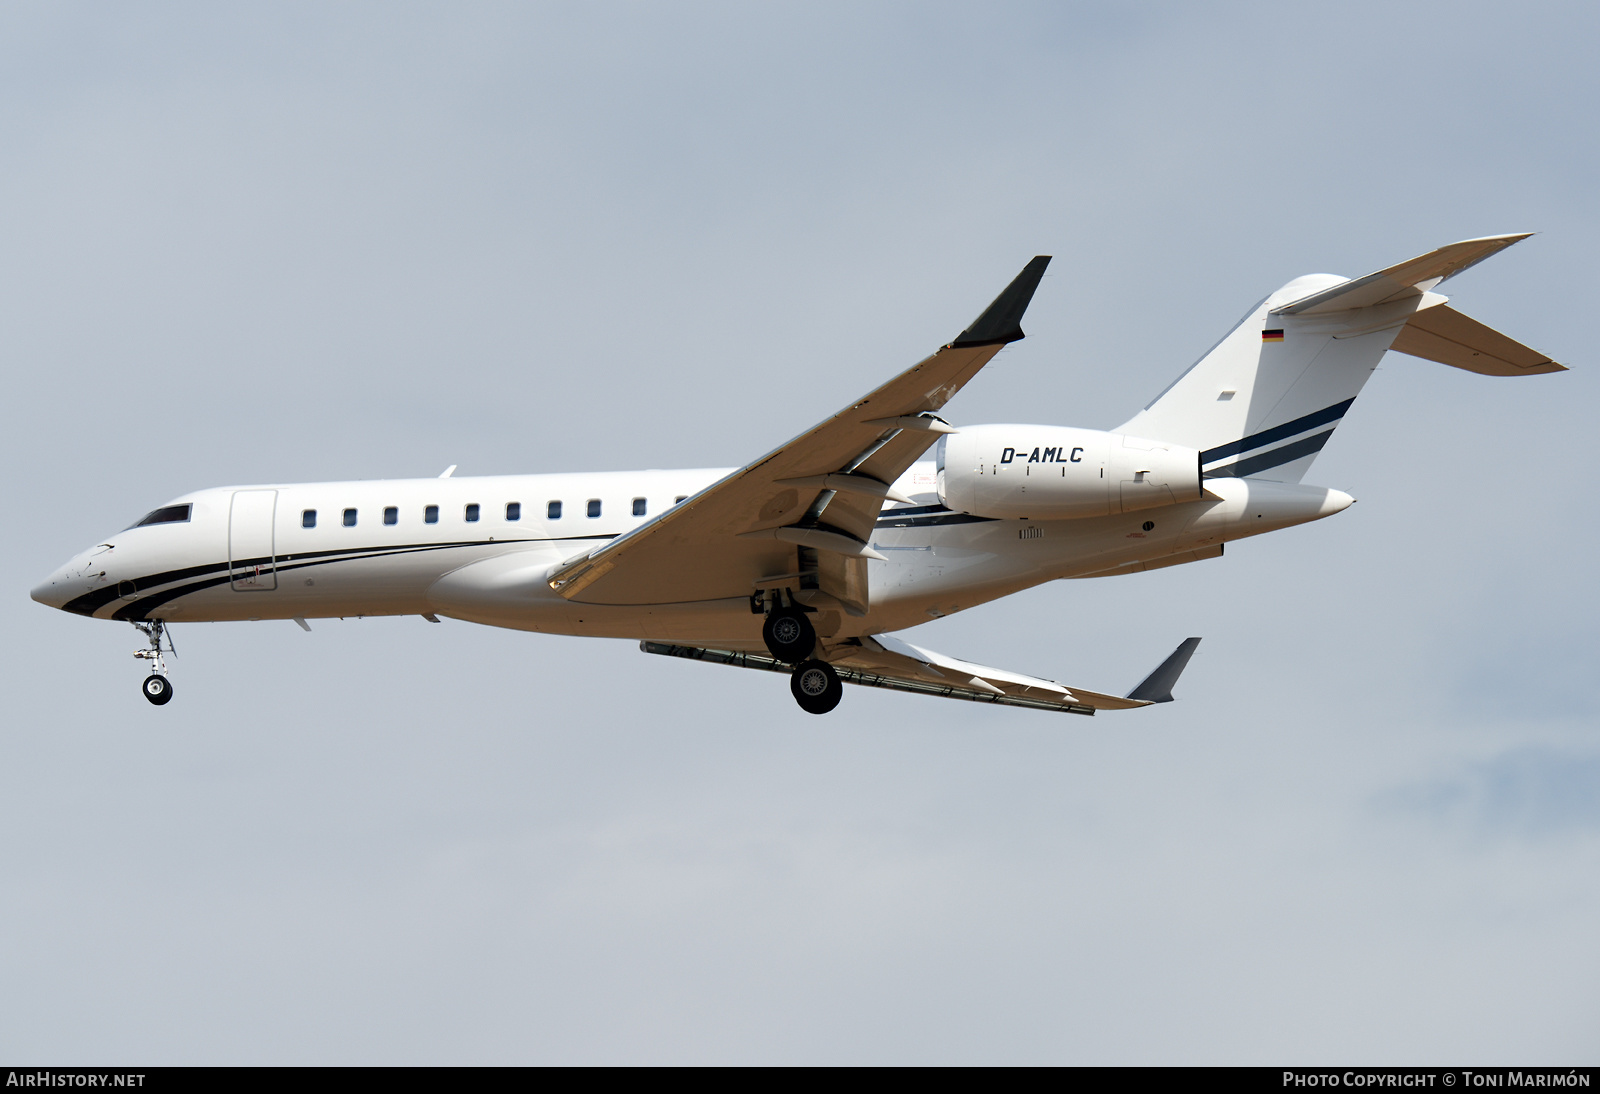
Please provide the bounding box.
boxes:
[132,620,175,706]
[790,659,842,715]
[762,607,817,663]
[760,603,841,714]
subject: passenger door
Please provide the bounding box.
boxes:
[229,489,278,591]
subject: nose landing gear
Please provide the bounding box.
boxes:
[142,674,173,705]
[132,620,175,706]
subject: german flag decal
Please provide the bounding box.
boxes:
[1262,329,1285,342]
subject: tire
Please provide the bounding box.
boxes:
[142,675,173,706]
[762,608,816,663]
[789,659,842,715]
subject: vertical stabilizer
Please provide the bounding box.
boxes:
[1117,235,1536,483]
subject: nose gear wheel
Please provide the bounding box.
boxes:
[131,620,176,706]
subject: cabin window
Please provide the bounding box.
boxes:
[384,506,398,526]
[547,500,562,520]
[587,499,602,518]
[506,502,521,521]
[425,505,439,524]
[632,497,647,517]
[132,504,192,528]
[302,509,317,529]
[675,495,688,504]
[343,508,357,527]
[465,503,480,522]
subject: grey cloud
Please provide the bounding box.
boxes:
[1380,747,1600,839]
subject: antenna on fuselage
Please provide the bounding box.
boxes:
[438,465,457,478]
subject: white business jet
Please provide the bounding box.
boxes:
[31,235,1564,714]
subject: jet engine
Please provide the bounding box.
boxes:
[936,426,1201,519]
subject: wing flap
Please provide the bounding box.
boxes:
[640,640,1105,715]
[640,630,1201,716]
[1388,302,1567,376]
[545,344,999,604]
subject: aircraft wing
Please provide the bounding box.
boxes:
[547,256,1052,612]
[640,635,1202,716]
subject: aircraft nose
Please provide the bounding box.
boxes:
[30,563,78,610]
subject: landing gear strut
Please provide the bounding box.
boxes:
[132,620,175,706]
[762,606,816,663]
[790,659,842,715]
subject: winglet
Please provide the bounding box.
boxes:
[1125,637,1202,704]
[951,255,1052,348]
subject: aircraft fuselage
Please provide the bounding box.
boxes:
[30,462,1350,649]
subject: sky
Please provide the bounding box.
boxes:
[2,1,1596,1065]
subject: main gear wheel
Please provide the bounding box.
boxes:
[789,659,842,715]
[762,608,816,663]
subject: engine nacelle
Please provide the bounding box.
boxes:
[936,425,1201,519]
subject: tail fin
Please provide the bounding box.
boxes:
[1117,234,1561,483]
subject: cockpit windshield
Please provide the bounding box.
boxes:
[126,504,192,530]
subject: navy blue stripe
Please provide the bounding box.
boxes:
[64,541,482,616]
[65,559,232,616]
[111,573,233,621]
[1200,398,1355,464]
[106,543,486,621]
[1203,429,1335,479]
[65,533,618,618]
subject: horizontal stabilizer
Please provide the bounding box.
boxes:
[1125,637,1202,704]
[1272,234,1530,315]
[1389,303,1566,376]
[1119,233,1560,486]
